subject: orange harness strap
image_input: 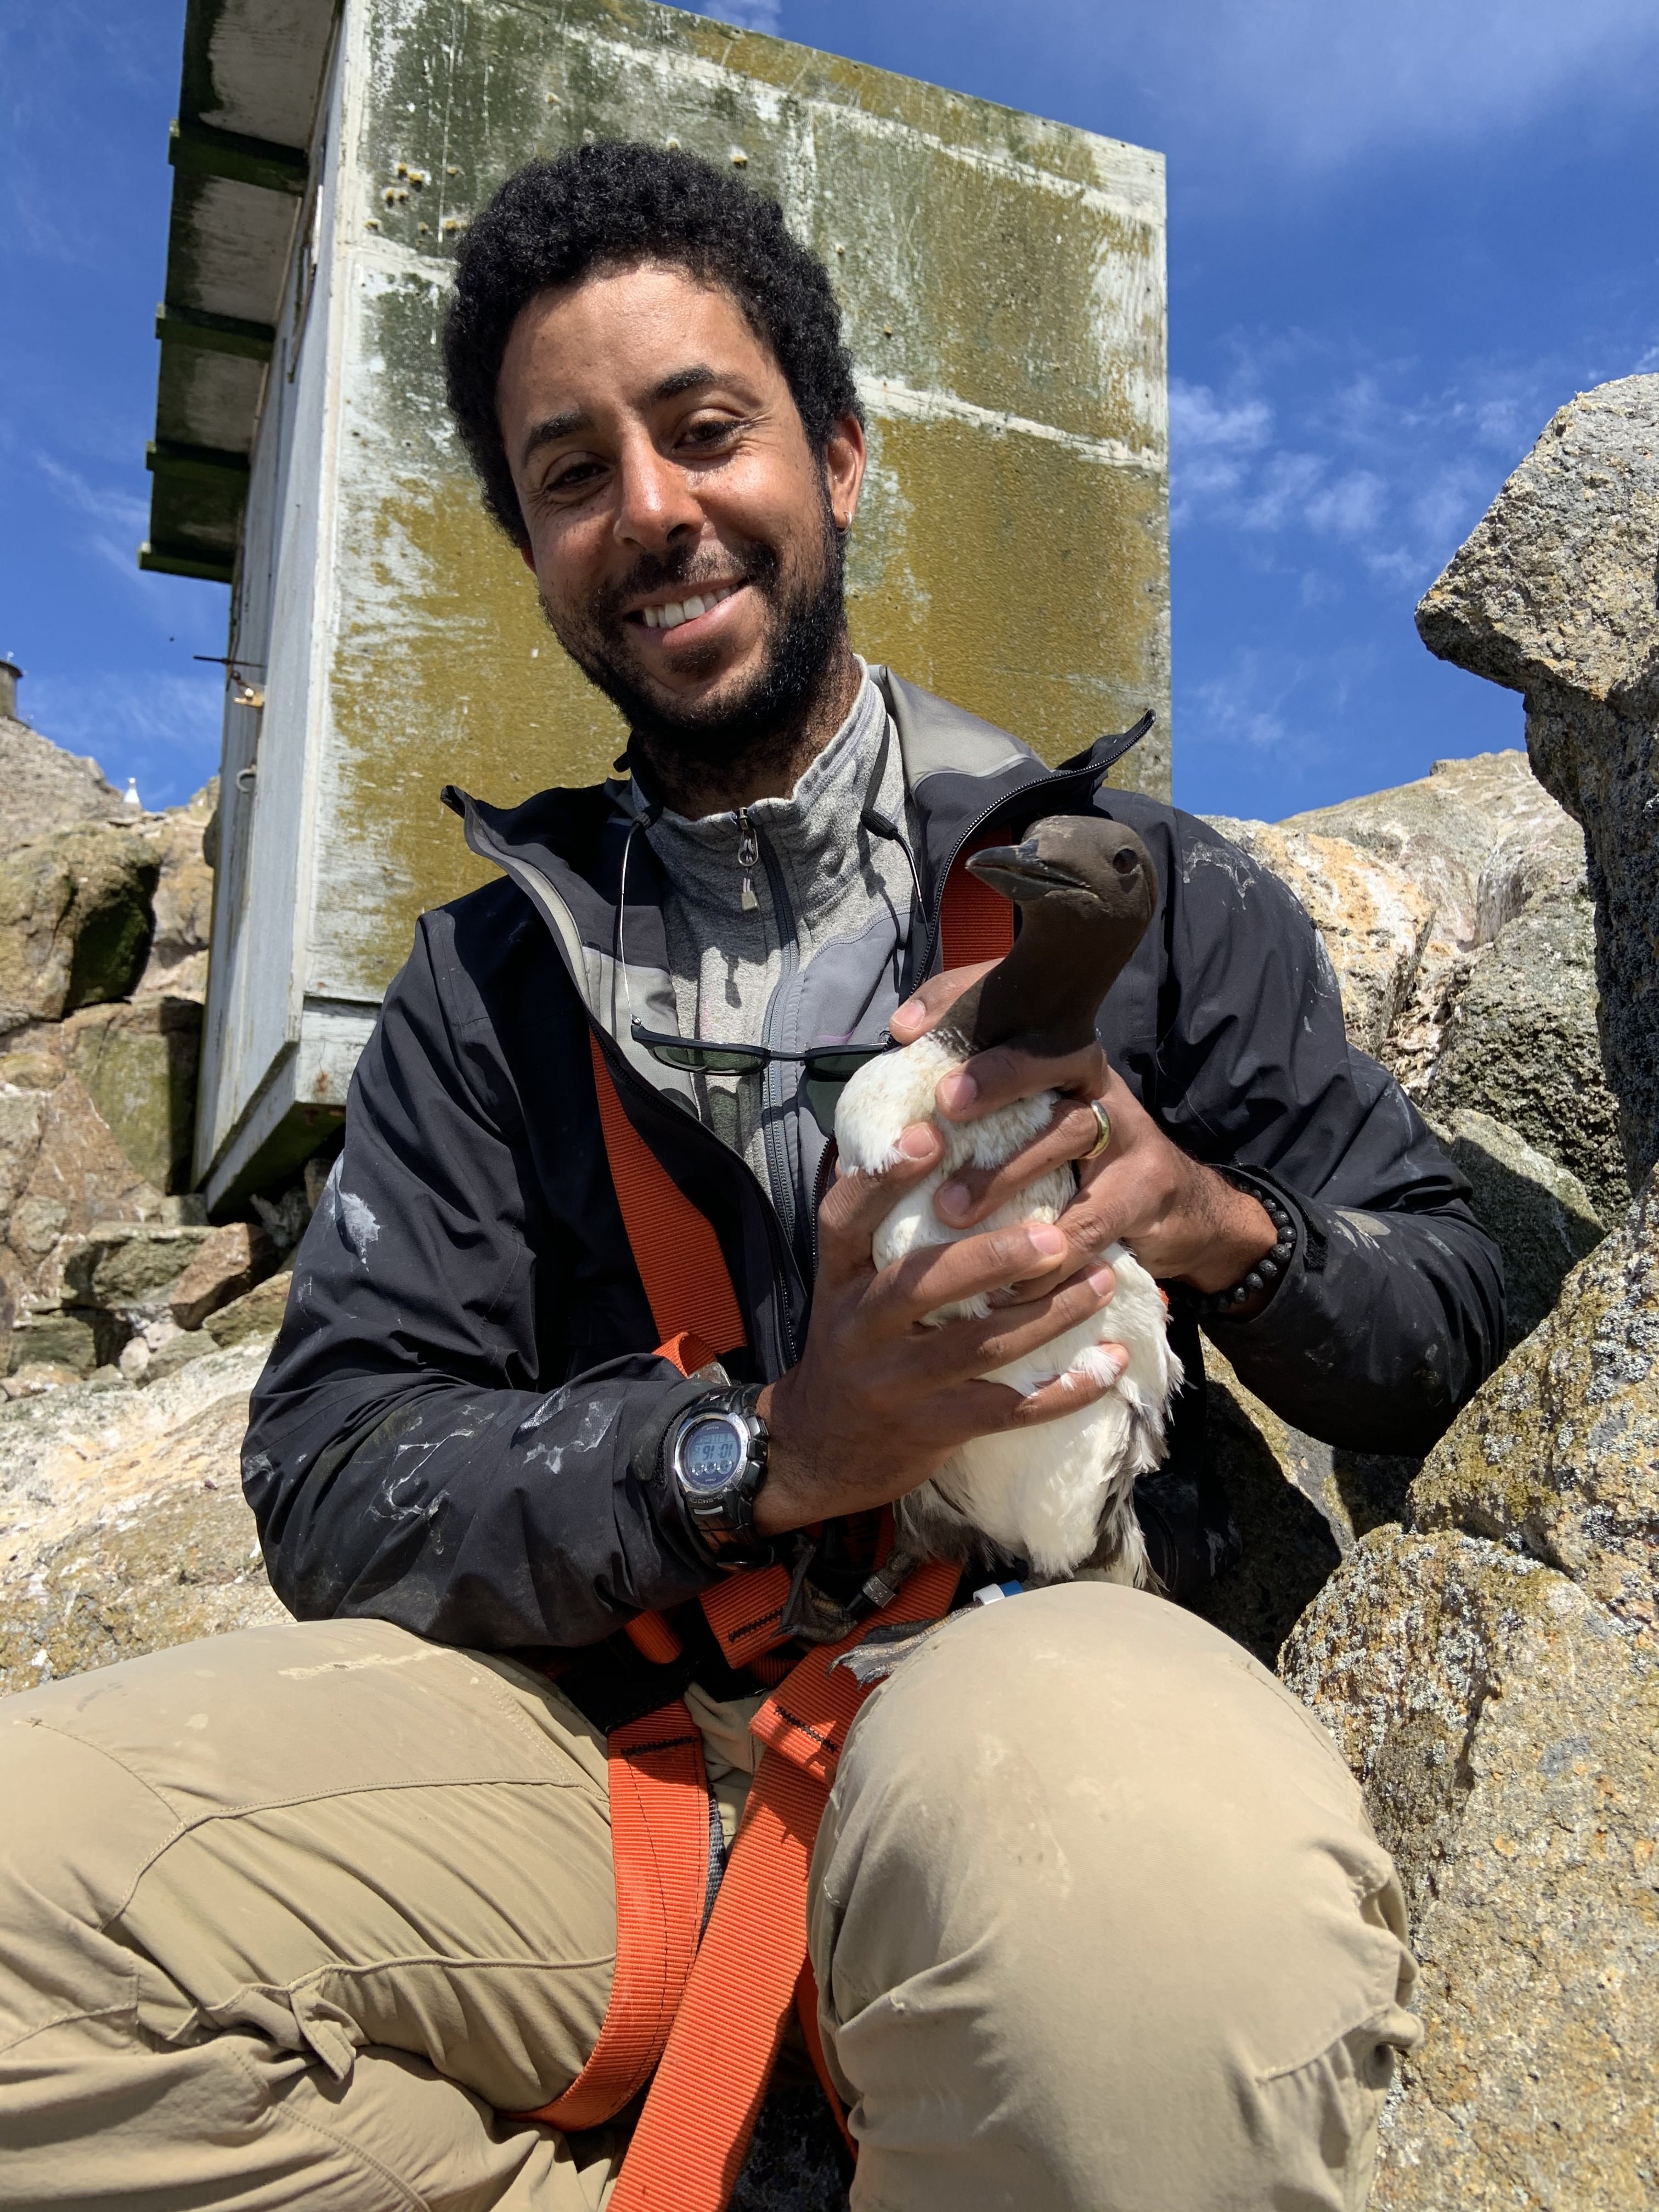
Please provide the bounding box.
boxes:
[589,1033,748,1362]
[609,1559,961,2211]
[516,1704,710,2131]
[941,831,1018,969]
[551,838,1006,2178]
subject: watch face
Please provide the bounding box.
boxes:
[679,1414,746,1493]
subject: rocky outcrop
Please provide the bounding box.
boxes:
[1192,1345,1418,1666]
[0,710,129,842]
[1253,383,1659,2209]
[1418,374,1659,1190]
[137,778,217,1000]
[1210,743,1623,1306]
[1282,1526,1658,2212]
[1285,747,1585,949]
[1272,748,1593,1098]
[0,1338,283,1696]
[171,1221,279,1332]
[203,1268,293,1347]
[1409,1171,1658,1630]
[0,828,161,1034]
[0,709,221,1385]
[1422,888,1623,1218]
[1200,817,1434,1059]
[1278,1172,1659,2207]
[1424,1108,1603,1345]
[61,996,204,1196]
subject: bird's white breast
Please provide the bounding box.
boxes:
[834,1033,1181,1579]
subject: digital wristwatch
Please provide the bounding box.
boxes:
[665,1385,769,1557]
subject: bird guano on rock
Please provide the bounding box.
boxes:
[834,815,1182,1587]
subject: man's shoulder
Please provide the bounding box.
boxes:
[405,867,568,1036]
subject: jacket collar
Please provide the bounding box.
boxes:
[440,672,1150,1069]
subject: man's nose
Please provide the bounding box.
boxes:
[613,432,700,550]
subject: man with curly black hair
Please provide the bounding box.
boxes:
[0,141,1496,2211]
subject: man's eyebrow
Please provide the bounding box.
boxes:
[649,364,720,403]
[520,409,590,469]
[518,368,741,472]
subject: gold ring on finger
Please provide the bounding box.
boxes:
[1082,1098,1113,1160]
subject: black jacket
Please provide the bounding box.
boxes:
[244,673,1503,1655]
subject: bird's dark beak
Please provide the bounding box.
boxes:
[966,841,1088,903]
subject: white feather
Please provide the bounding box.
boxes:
[835,1032,1182,1584]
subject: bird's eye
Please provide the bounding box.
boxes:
[1111,849,1139,876]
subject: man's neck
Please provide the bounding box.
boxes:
[632,642,864,821]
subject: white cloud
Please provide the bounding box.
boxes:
[1305,469,1387,542]
[691,0,783,31]
[1170,381,1272,453]
[1114,0,1659,178]
[1167,341,1600,598]
[36,453,152,586]
[1184,638,1389,798]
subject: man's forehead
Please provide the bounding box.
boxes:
[501,263,772,421]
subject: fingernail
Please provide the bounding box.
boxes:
[898,1122,936,1159]
[1029,1224,1067,1259]
[1087,1265,1116,1299]
[1103,1344,1128,1377]
[895,997,925,1026]
[939,1071,977,1113]
[936,1181,970,1220]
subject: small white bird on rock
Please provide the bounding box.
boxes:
[834,816,1181,1587]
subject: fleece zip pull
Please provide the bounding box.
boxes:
[737,811,760,914]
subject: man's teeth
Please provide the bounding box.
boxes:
[642,584,736,630]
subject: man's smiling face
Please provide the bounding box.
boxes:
[495,261,865,800]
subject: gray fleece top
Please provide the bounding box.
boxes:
[644,667,919,1266]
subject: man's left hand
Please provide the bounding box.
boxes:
[889,966,1279,1301]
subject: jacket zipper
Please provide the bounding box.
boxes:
[746,816,806,1268]
[455,803,809,1374]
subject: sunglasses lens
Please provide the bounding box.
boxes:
[803,1049,882,1081]
[646,1041,768,1075]
[799,1046,887,1139]
[802,1075,845,1139]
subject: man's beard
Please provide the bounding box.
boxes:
[542,497,848,793]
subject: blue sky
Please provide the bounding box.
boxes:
[3,2,1657,816]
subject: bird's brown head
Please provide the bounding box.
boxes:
[947,815,1158,1057]
[966,816,1156,936]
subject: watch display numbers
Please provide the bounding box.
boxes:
[682,1417,743,1489]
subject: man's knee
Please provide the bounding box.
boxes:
[0,1618,617,2121]
[809,1584,1420,2208]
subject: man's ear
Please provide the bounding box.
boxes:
[519,541,537,571]
[823,411,867,534]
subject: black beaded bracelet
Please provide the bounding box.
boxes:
[1186,1175,1297,1317]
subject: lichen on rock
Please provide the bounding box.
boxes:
[1410,1170,1659,1632]
[1423,1108,1604,1346]
[1417,373,1659,1192]
[1282,1526,1659,2211]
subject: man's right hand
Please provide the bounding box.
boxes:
[752,1120,1125,1538]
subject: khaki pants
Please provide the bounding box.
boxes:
[0,1584,1419,2210]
